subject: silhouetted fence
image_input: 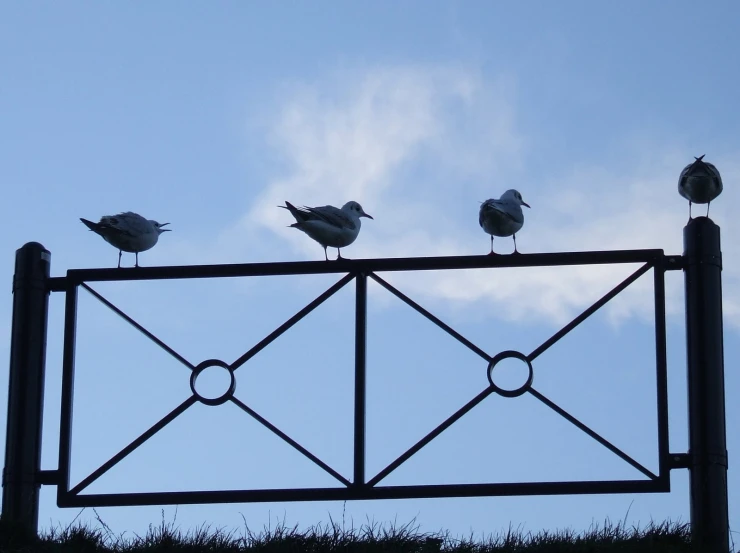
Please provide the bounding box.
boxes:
[2,217,728,552]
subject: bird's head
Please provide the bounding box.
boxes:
[503,189,530,208]
[151,221,172,234]
[343,201,374,220]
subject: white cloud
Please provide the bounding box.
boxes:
[244,65,522,240]
[232,63,740,330]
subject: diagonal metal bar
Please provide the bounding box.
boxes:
[527,387,658,480]
[368,387,495,487]
[81,283,195,371]
[369,273,492,362]
[230,273,355,371]
[527,263,652,362]
[230,396,350,487]
[69,396,198,495]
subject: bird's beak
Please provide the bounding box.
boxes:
[362,212,374,220]
[160,223,172,231]
[522,202,531,208]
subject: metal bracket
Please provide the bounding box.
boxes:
[669,453,691,469]
[664,255,686,270]
[36,470,60,485]
[47,277,67,292]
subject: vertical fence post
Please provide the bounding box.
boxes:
[683,217,729,552]
[353,272,367,487]
[2,243,50,534]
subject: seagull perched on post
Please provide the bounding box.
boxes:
[80,212,171,268]
[279,200,373,261]
[479,189,530,255]
[678,154,723,220]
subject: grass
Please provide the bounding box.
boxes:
[0,511,705,553]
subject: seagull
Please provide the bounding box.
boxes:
[279,200,373,260]
[479,189,530,255]
[80,212,171,268]
[678,154,723,220]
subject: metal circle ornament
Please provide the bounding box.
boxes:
[678,154,723,218]
[486,350,534,398]
[190,359,236,406]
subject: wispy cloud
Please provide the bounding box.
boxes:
[222,63,740,329]
[244,65,522,240]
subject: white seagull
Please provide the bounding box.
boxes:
[280,200,373,260]
[80,212,171,268]
[479,189,530,254]
[678,154,723,220]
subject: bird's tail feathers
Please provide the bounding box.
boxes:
[280,201,308,223]
[279,201,299,211]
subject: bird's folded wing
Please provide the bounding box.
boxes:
[482,200,522,224]
[101,213,147,235]
[305,206,356,230]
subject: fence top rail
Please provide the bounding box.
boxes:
[47,249,673,290]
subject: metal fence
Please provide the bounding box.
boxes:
[2,217,729,552]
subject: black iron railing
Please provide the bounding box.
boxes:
[3,227,729,552]
[44,250,675,507]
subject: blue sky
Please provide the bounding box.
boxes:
[1,0,739,542]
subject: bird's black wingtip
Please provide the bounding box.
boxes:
[79,218,98,231]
